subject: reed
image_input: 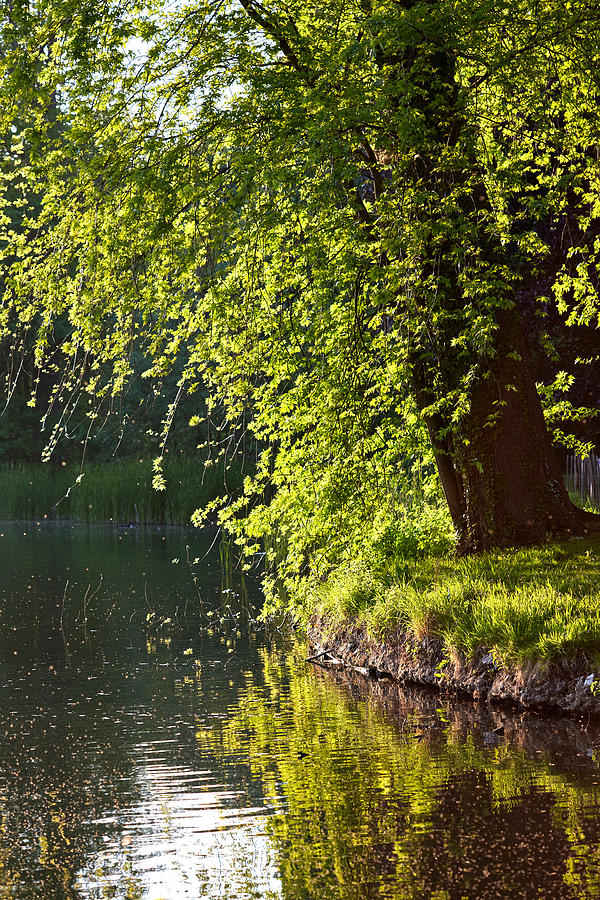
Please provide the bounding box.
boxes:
[0,456,244,524]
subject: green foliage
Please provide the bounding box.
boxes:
[367,500,455,564]
[538,372,598,456]
[1,0,600,598]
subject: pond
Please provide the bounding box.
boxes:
[1,522,600,898]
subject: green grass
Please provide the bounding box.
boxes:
[0,456,244,524]
[314,538,600,666]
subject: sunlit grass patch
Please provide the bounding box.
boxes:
[315,539,600,665]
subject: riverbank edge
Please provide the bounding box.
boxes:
[306,615,600,716]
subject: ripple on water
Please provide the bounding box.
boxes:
[4,524,600,899]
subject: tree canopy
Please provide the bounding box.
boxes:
[2,0,600,601]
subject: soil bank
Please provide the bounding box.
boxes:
[307,615,600,717]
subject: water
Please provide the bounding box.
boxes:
[2,523,600,898]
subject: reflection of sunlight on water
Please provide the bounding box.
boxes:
[12,525,600,899]
[76,749,282,899]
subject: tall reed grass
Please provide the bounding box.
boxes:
[0,457,244,524]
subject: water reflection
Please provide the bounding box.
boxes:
[1,523,600,897]
[207,649,600,900]
[0,522,279,899]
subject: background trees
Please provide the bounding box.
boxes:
[2,0,600,599]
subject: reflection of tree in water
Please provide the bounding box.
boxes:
[3,530,600,900]
[406,772,576,899]
[201,645,600,900]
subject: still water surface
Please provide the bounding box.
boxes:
[1,522,600,898]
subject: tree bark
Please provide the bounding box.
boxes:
[419,307,600,553]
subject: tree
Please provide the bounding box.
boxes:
[1,0,600,590]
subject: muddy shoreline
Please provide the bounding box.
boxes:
[307,616,600,717]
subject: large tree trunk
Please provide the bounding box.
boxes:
[386,6,600,553]
[419,307,600,554]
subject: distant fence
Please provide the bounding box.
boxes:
[565,453,600,509]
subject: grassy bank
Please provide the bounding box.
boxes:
[0,457,244,524]
[312,535,600,668]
